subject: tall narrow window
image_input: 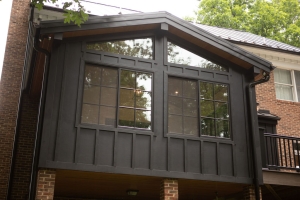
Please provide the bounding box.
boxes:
[200,82,230,138]
[168,77,198,136]
[81,65,118,125]
[167,41,227,72]
[119,70,152,129]
[274,68,294,101]
[86,38,153,59]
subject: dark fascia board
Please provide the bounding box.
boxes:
[39,11,274,72]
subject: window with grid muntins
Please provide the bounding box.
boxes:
[168,77,230,138]
[81,65,152,130]
[274,68,300,102]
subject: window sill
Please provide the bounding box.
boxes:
[166,133,234,144]
[276,99,300,106]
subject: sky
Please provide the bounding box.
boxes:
[0,0,199,81]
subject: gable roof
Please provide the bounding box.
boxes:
[194,24,300,54]
[38,11,274,73]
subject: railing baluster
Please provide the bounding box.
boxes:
[297,140,300,169]
[284,138,287,167]
[263,133,300,171]
[293,140,296,168]
[265,136,270,167]
[279,138,283,167]
[288,139,292,168]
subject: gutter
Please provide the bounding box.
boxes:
[248,71,270,200]
[27,28,51,200]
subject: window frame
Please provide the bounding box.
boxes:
[163,36,230,73]
[76,60,155,134]
[163,73,232,141]
[274,68,300,102]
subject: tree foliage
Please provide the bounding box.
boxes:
[32,0,88,26]
[192,0,300,47]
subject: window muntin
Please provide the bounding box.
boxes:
[81,65,152,130]
[86,38,153,59]
[200,82,230,138]
[119,70,152,129]
[168,77,230,138]
[274,68,300,102]
[168,77,198,135]
[167,41,227,72]
[81,65,118,126]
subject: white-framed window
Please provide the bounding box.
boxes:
[274,68,300,102]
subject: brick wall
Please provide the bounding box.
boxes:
[256,71,300,137]
[243,185,262,200]
[35,169,56,200]
[9,94,39,199]
[160,179,178,200]
[0,0,32,198]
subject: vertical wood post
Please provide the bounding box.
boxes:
[160,178,178,200]
[35,169,56,200]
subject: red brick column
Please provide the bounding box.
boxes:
[35,169,56,200]
[0,0,31,198]
[244,185,262,200]
[160,179,178,200]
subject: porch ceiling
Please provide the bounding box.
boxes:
[54,170,246,200]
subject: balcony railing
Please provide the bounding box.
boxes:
[263,133,300,171]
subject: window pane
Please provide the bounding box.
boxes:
[136,110,151,129]
[168,115,183,134]
[120,89,135,107]
[295,70,300,87]
[275,84,293,101]
[99,106,115,126]
[119,108,134,127]
[216,120,230,138]
[214,84,228,101]
[274,68,292,84]
[184,117,198,136]
[81,104,99,124]
[86,38,153,59]
[83,85,100,104]
[168,96,182,115]
[168,77,182,96]
[136,73,152,91]
[215,102,229,119]
[183,99,197,117]
[200,82,213,100]
[102,67,118,87]
[136,91,151,109]
[167,41,227,71]
[183,80,197,98]
[121,70,135,88]
[201,118,215,136]
[200,100,214,117]
[100,87,117,106]
[84,65,101,85]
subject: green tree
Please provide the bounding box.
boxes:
[192,0,300,47]
[32,0,88,26]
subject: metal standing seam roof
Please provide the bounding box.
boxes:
[41,2,300,53]
[194,23,300,53]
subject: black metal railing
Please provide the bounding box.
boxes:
[263,133,300,171]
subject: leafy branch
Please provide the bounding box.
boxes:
[31,0,88,26]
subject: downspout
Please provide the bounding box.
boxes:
[6,5,35,200]
[27,29,51,200]
[248,71,270,200]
